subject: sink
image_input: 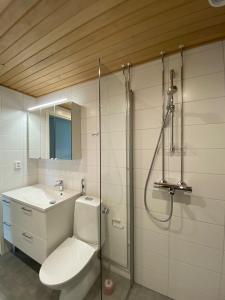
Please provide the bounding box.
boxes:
[2,184,80,212]
[2,184,80,264]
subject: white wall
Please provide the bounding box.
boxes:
[100,74,128,267]
[132,41,225,300]
[0,86,38,193]
[0,86,38,253]
[37,40,225,300]
[37,74,129,269]
[38,80,99,195]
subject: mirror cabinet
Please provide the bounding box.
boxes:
[28,102,81,161]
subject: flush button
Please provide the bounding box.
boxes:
[85,196,93,201]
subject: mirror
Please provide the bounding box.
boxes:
[28,101,81,160]
[28,110,41,159]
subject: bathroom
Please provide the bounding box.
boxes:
[0,0,225,299]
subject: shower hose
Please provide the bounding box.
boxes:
[144,108,174,222]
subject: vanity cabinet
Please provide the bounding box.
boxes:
[2,195,75,264]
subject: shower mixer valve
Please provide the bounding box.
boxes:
[154,181,192,193]
[144,54,192,223]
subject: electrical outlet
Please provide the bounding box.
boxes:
[14,161,22,170]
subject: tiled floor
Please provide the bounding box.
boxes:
[85,270,130,300]
[128,285,173,300]
[0,252,58,300]
[86,281,172,300]
[0,251,172,300]
[84,268,173,300]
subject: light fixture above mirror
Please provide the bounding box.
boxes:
[27,98,68,111]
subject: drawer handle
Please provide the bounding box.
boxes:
[3,222,11,227]
[2,199,10,204]
[22,232,33,240]
[21,207,32,213]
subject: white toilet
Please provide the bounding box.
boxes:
[39,196,105,300]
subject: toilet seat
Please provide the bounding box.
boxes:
[39,237,97,287]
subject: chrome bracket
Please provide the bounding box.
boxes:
[102,206,110,215]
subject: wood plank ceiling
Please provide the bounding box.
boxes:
[0,0,225,97]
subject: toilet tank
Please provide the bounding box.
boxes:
[74,196,105,246]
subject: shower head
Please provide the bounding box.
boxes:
[167,69,177,96]
[167,85,177,95]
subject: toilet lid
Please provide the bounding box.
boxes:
[39,237,96,286]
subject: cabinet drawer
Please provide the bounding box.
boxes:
[3,221,15,244]
[14,227,47,264]
[13,202,46,240]
[2,198,14,224]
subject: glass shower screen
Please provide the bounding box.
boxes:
[98,60,134,300]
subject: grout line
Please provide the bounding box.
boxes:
[135,221,223,255]
[135,253,222,277]
[135,193,225,205]
[166,70,224,83]
[168,170,225,176]
[133,96,225,112]
[135,206,225,227]
[178,122,225,127]
[133,187,225,203]
[134,167,225,176]
[134,122,225,131]
[134,205,225,227]
[132,70,225,93]
[167,147,225,150]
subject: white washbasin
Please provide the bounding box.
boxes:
[2,184,80,212]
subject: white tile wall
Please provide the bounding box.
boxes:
[132,40,225,300]
[38,80,100,196]
[169,260,220,300]
[36,40,225,299]
[100,74,128,267]
[0,86,38,194]
[37,75,129,267]
[0,86,38,254]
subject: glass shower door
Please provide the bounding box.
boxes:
[99,61,134,300]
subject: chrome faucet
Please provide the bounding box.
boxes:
[54,180,64,191]
[81,178,85,195]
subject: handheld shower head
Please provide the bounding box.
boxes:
[167,69,177,96]
[167,85,177,96]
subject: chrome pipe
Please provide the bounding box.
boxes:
[170,110,175,152]
[168,69,176,153]
[177,46,192,191]
[160,51,166,183]
[81,178,85,195]
[122,63,134,286]
[97,58,103,298]
[179,46,184,183]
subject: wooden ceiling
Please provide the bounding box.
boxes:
[0,0,225,97]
